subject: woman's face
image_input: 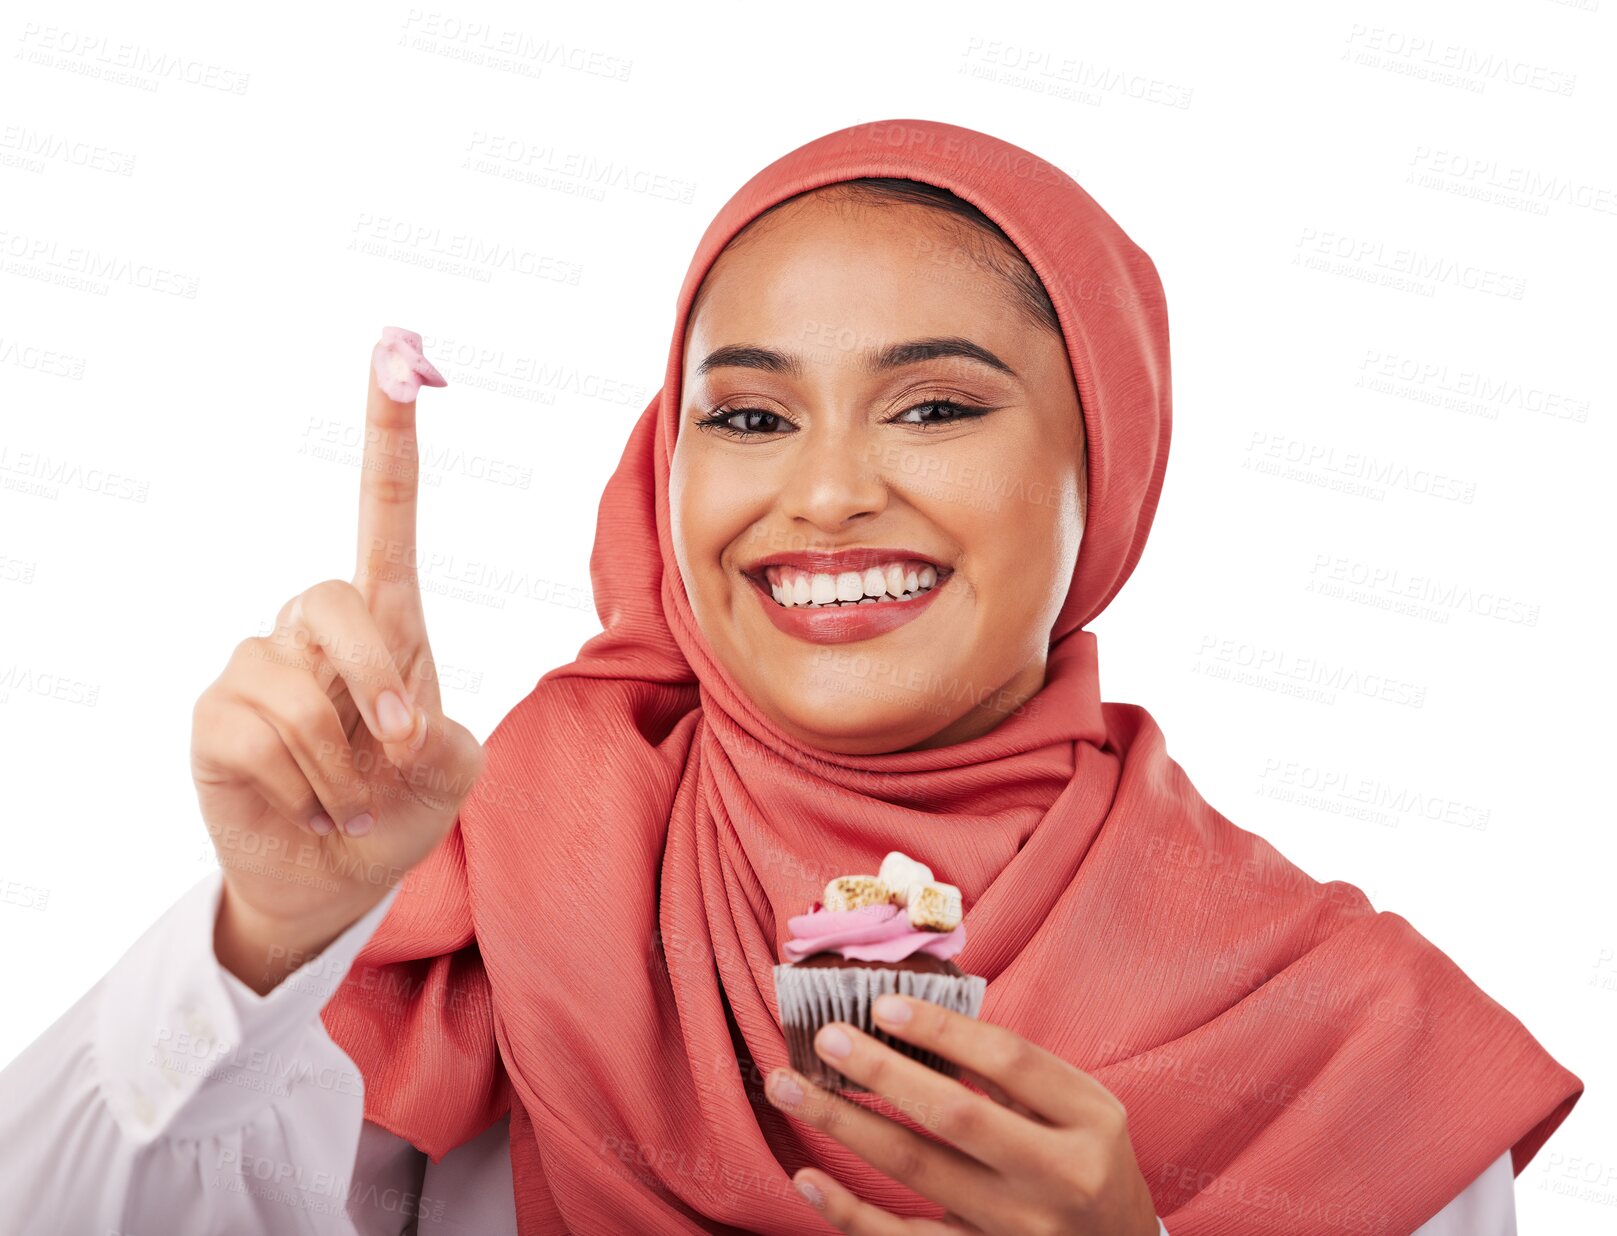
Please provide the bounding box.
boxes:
[669,193,1085,754]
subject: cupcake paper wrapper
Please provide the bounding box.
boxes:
[773,963,988,1093]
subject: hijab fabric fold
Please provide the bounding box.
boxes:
[321,118,1581,1234]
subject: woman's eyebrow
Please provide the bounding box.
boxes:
[694,336,1019,380]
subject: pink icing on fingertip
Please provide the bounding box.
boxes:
[783,903,966,964]
[372,325,448,403]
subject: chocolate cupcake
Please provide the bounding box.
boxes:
[772,851,987,1092]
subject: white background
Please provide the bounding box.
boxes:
[2,0,1613,1228]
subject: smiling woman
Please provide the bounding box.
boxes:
[671,178,1086,753]
[0,119,1581,1236]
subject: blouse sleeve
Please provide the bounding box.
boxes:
[0,867,413,1235]
[1411,1150,1517,1235]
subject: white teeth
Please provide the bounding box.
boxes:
[759,560,947,609]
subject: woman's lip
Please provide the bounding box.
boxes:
[741,570,950,645]
[741,548,949,576]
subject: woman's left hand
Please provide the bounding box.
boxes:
[765,993,1160,1235]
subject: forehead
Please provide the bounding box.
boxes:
[682,197,1029,374]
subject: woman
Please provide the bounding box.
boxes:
[0,119,1580,1234]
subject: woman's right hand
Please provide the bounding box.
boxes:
[191,330,486,994]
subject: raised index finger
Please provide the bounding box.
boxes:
[356,326,446,596]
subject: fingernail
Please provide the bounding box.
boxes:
[874,995,912,1025]
[377,690,413,741]
[343,812,374,837]
[794,1176,824,1208]
[815,1025,852,1060]
[409,708,429,752]
[308,812,334,836]
[768,1070,804,1109]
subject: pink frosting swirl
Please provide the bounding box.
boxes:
[783,903,966,963]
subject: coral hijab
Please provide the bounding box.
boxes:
[321,119,1581,1234]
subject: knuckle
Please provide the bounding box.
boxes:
[274,593,298,626]
[230,723,286,775]
[363,464,417,506]
[309,577,357,603]
[983,1028,1031,1079]
[929,1093,980,1142]
[811,1091,845,1134]
[303,578,359,623]
[883,1139,927,1187]
[281,691,335,746]
[283,779,322,817]
[327,762,370,807]
[228,634,266,667]
[835,1203,875,1233]
[1059,1141,1105,1199]
[858,1045,893,1094]
[1027,1212,1075,1236]
[818,1191,855,1231]
[1102,1092,1129,1133]
[191,687,216,731]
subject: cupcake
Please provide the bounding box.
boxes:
[773,850,987,1092]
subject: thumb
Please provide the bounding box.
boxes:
[384,708,486,815]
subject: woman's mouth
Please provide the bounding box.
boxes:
[740,558,953,645]
[755,560,949,608]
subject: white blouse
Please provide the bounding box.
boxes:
[0,869,1516,1235]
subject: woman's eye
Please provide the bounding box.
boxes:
[694,399,991,440]
[892,399,992,428]
[695,407,795,439]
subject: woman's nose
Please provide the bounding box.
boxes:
[775,421,888,530]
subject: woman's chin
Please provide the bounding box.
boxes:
[774,712,950,756]
[752,673,964,755]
